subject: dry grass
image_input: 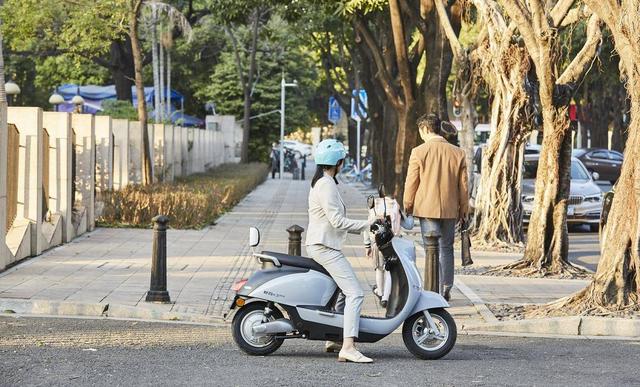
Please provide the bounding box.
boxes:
[97,163,268,229]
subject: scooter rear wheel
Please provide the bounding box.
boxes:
[402,308,457,360]
[232,302,284,356]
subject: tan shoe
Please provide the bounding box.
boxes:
[325,341,342,353]
[338,348,373,363]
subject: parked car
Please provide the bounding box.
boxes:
[572,148,623,184]
[282,140,312,157]
[521,155,603,231]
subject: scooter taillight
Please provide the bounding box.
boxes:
[232,279,248,292]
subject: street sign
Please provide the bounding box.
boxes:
[351,89,368,121]
[328,96,341,124]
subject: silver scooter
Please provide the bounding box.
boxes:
[229,217,457,360]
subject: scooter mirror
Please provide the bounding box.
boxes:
[249,227,261,247]
[367,195,375,209]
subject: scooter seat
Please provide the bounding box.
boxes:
[261,251,330,276]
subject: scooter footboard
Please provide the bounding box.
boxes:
[409,290,449,316]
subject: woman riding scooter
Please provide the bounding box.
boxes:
[305,139,372,363]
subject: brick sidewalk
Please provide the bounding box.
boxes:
[0,168,590,328]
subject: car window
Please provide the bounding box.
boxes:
[571,161,590,180]
[609,151,623,161]
[524,160,589,180]
[590,151,608,159]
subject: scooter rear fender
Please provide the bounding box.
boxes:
[409,290,449,316]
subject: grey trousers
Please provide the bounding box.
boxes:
[306,244,364,338]
[419,218,456,295]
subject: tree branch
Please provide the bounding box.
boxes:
[557,13,602,85]
[550,0,576,27]
[224,25,246,91]
[353,17,402,108]
[389,0,414,105]
[434,0,464,60]
[500,0,541,61]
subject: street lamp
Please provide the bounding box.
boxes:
[49,89,64,112]
[280,74,298,179]
[71,94,84,114]
[5,80,20,105]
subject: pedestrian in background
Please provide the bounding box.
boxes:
[270,142,280,179]
[403,114,469,301]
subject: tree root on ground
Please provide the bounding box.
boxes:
[485,257,592,279]
[523,290,640,319]
[470,236,525,253]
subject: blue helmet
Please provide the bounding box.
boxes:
[314,139,346,166]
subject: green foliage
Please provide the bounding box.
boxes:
[1,0,128,56]
[202,13,321,162]
[98,100,139,120]
[97,162,268,229]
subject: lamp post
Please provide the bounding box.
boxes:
[5,80,20,105]
[71,95,84,114]
[280,74,298,179]
[49,88,64,112]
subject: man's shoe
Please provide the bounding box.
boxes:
[443,288,451,302]
[338,348,373,363]
[325,341,342,353]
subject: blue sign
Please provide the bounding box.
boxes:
[328,96,341,124]
[351,89,368,121]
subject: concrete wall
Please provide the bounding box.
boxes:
[9,107,44,257]
[94,116,113,193]
[43,112,73,243]
[112,119,129,190]
[1,112,241,270]
[0,104,7,269]
[206,115,242,164]
[128,121,143,185]
[72,114,95,234]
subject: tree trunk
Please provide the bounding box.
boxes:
[393,104,416,200]
[159,32,165,122]
[110,39,134,101]
[459,93,476,186]
[538,0,640,313]
[240,9,260,164]
[130,0,153,186]
[151,7,160,123]
[166,49,171,120]
[472,84,528,249]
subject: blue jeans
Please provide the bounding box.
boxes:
[419,218,456,294]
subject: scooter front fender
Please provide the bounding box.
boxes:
[409,290,449,316]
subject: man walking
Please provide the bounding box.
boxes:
[403,114,469,301]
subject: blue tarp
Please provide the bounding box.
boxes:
[57,84,184,104]
[55,84,204,127]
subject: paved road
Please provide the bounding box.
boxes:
[2,316,639,386]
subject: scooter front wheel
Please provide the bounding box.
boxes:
[402,308,457,360]
[232,302,284,356]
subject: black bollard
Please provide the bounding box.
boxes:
[423,231,440,293]
[146,215,171,303]
[301,155,306,180]
[287,225,305,256]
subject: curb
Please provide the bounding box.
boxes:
[462,316,640,338]
[453,278,499,324]
[0,298,226,325]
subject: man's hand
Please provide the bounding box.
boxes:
[405,206,413,216]
[458,212,468,225]
[365,247,372,258]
